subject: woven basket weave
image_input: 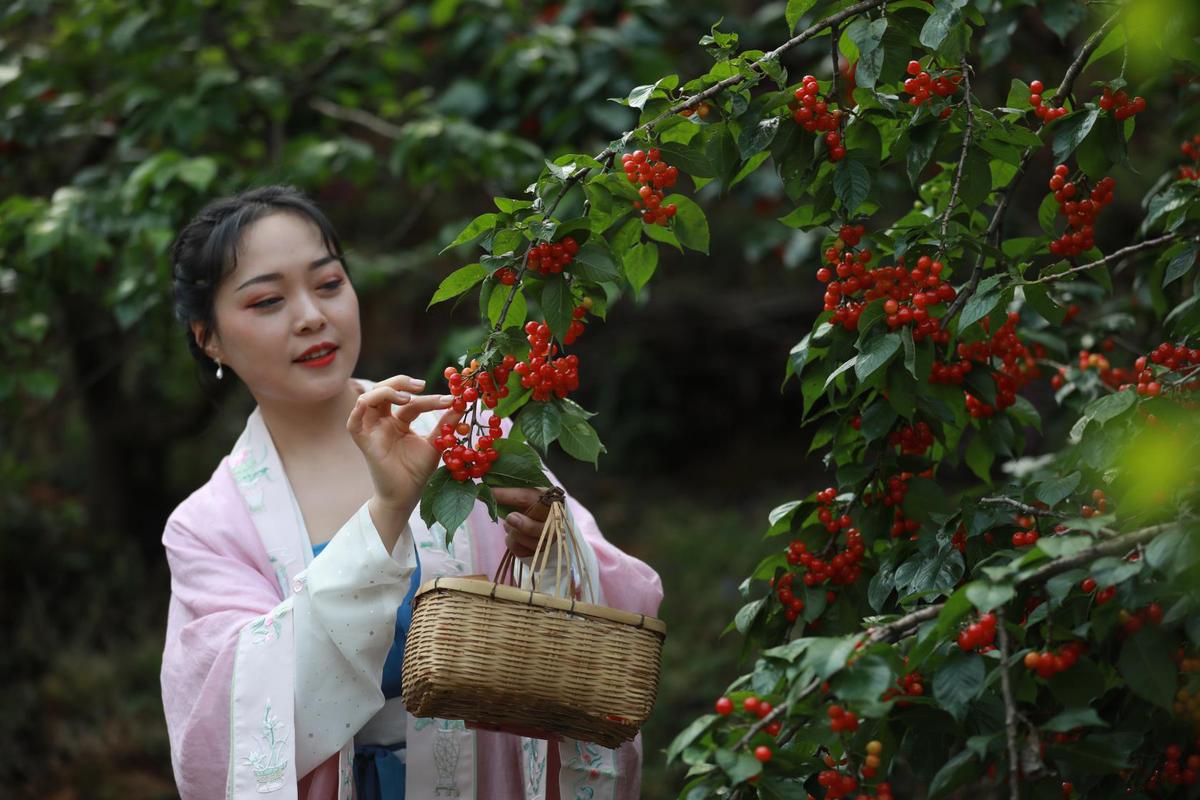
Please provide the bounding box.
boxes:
[401,490,666,748]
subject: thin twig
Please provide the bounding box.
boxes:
[1019,523,1174,585]
[1170,363,1200,386]
[731,677,823,750]
[1056,11,1124,105]
[485,0,895,339]
[310,97,406,139]
[1021,232,1187,284]
[943,7,1124,322]
[997,608,1021,800]
[980,496,1068,520]
[830,20,843,135]
[936,59,973,260]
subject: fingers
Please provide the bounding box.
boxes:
[491,487,551,520]
[376,374,429,393]
[347,385,413,435]
[503,511,545,557]
[391,393,455,425]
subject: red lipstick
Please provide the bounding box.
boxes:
[294,342,338,368]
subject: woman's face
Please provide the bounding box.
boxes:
[194,211,361,406]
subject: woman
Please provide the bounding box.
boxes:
[160,185,663,800]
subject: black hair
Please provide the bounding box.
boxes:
[169,185,347,372]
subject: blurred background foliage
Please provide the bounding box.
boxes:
[0,0,1190,797]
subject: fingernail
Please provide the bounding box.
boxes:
[506,513,522,525]
[442,395,454,402]
[413,379,426,389]
[396,391,411,402]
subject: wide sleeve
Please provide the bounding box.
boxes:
[291,502,417,776]
[160,491,414,799]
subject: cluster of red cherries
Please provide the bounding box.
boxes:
[881,669,925,706]
[433,414,504,482]
[444,358,515,412]
[888,421,934,455]
[1079,487,1110,518]
[816,227,956,340]
[771,570,806,622]
[1122,342,1200,398]
[1011,513,1041,548]
[1097,86,1146,120]
[712,695,783,736]
[1051,349,1134,392]
[790,74,846,161]
[525,236,580,277]
[1027,79,1068,123]
[514,321,580,402]
[1180,134,1200,180]
[1023,641,1085,678]
[563,302,590,346]
[956,612,998,652]
[902,60,961,113]
[783,488,866,588]
[1079,576,1118,606]
[622,148,679,226]
[1047,164,1116,257]
[862,472,922,540]
[930,312,1040,418]
[1118,602,1164,636]
[1144,741,1200,793]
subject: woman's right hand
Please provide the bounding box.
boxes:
[346,375,461,529]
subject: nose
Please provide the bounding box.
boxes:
[293,291,327,335]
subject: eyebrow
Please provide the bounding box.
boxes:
[235,255,342,292]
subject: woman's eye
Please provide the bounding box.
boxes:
[320,278,344,291]
[251,297,281,309]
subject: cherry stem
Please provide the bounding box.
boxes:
[997,607,1021,800]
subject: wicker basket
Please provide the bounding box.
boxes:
[401,490,666,748]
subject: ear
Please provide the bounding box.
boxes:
[190,320,222,361]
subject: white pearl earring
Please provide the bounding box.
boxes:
[215,359,224,380]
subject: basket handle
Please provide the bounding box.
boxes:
[489,487,593,603]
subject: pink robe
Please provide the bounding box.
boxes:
[160,396,664,799]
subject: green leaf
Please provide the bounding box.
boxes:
[664,194,709,254]
[958,275,1003,332]
[834,159,871,214]
[907,123,941,187]
[846,18,888,90]
[1118,627,1178,710]
[734,597,767,634]
[1035,471,1081,508]
[570,241,619,282]
[518,401,562,452]
[177,157,218,191]
[656,141,713,179]
[1083,389,1137,425]
[623,241,658,296]
[860,400,897,443]
[715,748,761,784]
[431,476,479,536]
[965,433,994,482]
[933,650,985,720]
[1145,528,1200,578]
[801,635,860,678]
[429,263,487,307]
[420,468,451,529]
[831,653,893,704]
[667,715,718,764]
[1046,736,1134,774]
[964,580,1015,613]
[557,413,605,466]
[1052,109,1100,164]
[441,212,497,252]
[1043,707,1108,732]
[1023,282,1066,325]
[1164,242,1198,288]
[486,439,548,488]
[958,147,993,212]
[920,0,968,51]
[540,277,575,339]
[486,283,526,329]
[785,0,818,33]
[927,749,978,800]
[855,333,901,382]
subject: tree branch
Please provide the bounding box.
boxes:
[980,496,1067,520]
[1021,232,1190,284]
[997,607,1021,800]
[1056,11,1124,105]
[731,677,823,750]
[942,7,1124,323]
[937,59,973,261]
[309,96,406,139]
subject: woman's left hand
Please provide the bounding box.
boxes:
[491,487,551,558]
